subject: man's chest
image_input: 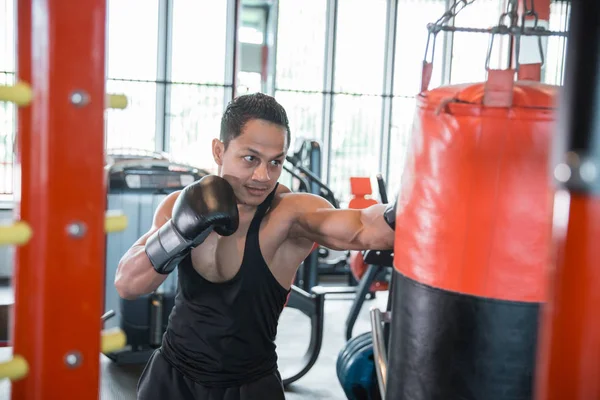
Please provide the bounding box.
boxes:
[188,212,292,283]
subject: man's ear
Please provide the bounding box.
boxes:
[212,138,225,166]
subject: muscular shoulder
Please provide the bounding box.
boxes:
[272,190,335,222]
[152,190,181,228]
[267,188,334,257]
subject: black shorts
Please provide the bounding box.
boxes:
[137,349,286,400]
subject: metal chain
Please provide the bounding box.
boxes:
[521,0,546,66]
[424,0,563,69]
[498,0,519,29]
[486,0,520,70]
[424,0,476,63]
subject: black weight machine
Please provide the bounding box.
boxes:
[283,139,351,290]
[283,139,394,341]
[284,232,395,393]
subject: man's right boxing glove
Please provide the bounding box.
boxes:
[383,198,396,231]
[145,175,239,274]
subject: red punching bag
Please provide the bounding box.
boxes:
[385,70,558,399]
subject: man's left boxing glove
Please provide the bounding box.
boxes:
[145,175,239,275]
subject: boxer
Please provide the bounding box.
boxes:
[115,92,396,400]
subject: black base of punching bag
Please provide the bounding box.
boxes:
[385,271,541,400]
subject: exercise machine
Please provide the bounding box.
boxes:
[337,249,394,400]
[285,140,351,286]
[285,149,394,341]
[344,175,393,341]
[279,160,395,388]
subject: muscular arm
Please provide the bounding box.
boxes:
[287,193,395,251]
[114,191,181,300]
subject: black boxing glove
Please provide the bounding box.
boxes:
[145,175,239,274]
[383,199,396,231]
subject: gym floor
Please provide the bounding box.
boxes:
[0,282,388,399]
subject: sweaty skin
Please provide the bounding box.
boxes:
[115,119,395,299]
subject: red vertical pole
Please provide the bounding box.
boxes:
[535,195,600,400]
[12,0,107,398]
[535,1,600,399]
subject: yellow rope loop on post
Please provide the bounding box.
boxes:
[106,93,128,109]
[101,328,127,354]
[0,82,33,106]
[105,211,128,233]
[0,355,29,381]
[0,221,32,246]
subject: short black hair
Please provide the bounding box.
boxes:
[220,92,291,149]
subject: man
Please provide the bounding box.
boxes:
[115,92,396,400]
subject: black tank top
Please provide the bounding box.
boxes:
[160,184,290,387]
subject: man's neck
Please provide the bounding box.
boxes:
[237,201,259,216]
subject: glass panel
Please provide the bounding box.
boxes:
[274,90,323,145]
[388,96,416,194]
[0,72,15,194]
[275,0,327,91]
[106,0,159,80]
[0,0,15,73]
[167,84,225,173]
[237,71,262,95]
[394,0,447,95]
[329,95,383,204]
[334,0,388,94]
[171,0,228,84]
[105,80,157,151]
[238,5,267,94]
[451,0,508,84]
[544,1,570,85]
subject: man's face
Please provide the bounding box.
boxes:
[212,119,287,207]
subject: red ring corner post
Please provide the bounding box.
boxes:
[12,1,108,398]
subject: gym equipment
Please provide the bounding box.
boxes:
[0,223,32,246]
[337,248,394,400]
[344,175,393,341]
[285,157,395,342]
[382,59,557,400]
[286,139,338,208]
[285,139,347,290]
[0,83,127,110]
[348,177,390,293]
[0,355,28,381]
[374,2,565,399]
[103,148,208,365]
[279,171,393,385]
[0,82,32,106]
[291,138,326,201]
[286,145,394,303]
[336,332,378,400]
[533,2,600,398]
[0,2,134,396]
[280,285,325,387]
[283,248,394,391]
